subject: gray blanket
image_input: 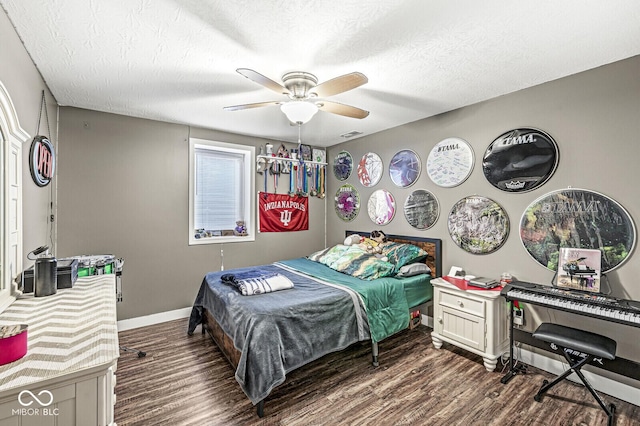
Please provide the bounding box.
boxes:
[187,260,369,405]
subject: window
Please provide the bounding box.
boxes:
[189,138,255,244]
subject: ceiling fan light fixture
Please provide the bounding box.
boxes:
[280,101,318,124]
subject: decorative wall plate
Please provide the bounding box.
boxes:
[29,135,56,187]
[357,152,383,187]
[404,189,439,230]
[333,151,353,181]
[520,188,636,272]
[483,128,559,192]
[389,149,421,188]
[367,189,396,225]
[335,184,360,222]
[427,137,474,188]
[448,195,510,254]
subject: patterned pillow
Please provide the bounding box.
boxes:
[308,244,395,280]
[382,242,428,273]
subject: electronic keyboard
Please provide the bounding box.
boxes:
[501,281,640,328]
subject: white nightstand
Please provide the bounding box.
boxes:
[430,276,509,372]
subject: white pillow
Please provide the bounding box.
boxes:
[397,262,431,277]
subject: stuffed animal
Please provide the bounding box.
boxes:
[344,231,388,260]
[234,220,248,236]
[344,234,363,246]
[370,230,388,245]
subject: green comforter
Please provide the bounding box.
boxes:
[278,258,410,343]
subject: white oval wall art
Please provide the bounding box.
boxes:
[427,137,474,188]
[367,189,396,225]
[357,152,383,187]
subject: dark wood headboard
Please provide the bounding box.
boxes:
[345,231,442,278]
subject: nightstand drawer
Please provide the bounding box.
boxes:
[439,289,485,317]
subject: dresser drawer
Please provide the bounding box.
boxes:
[439,289,486,318]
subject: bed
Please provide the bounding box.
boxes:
[187,231,442,417]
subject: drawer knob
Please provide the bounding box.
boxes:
[437,316,442,324]
[457,299,464,307]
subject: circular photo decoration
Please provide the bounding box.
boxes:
[333,151,353,181]
[427,137,474,188]
[389,149,421,188]
[357,152,383,187]
[520,188,636,273]
[448,195,510,254]
[334,184,360,222]
[367,189,396,225]
[404,189,439,230]
[483,128,559,192]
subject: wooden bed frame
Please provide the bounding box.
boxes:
[200,232,442,417]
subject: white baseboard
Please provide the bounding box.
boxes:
[518,347,640,406]
[117,307,192,331]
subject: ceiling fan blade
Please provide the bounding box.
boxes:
[236,68,289,95]
[311,72,368,98]
[223,101,282,111]
[316,101,369,119]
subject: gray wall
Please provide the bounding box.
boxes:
[0,7,58,269]
[327,55,640,371]
[56,108,327,320]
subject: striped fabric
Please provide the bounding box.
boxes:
[234,274,294,296]
[0,275,119,393]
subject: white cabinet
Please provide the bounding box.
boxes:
[430,277,508,372]
[0,276,118,425]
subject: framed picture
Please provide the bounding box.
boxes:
[556,247,602,293]
[300,144,312,161]
[312,148,326,164]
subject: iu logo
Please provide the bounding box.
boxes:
[280,210,292,226]
[29,136,56,187]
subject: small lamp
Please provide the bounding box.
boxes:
[280,101,318,124]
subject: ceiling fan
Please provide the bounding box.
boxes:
[223,68,369,124]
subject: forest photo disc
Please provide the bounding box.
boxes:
[520,188,635,272]
[448,195,510,254]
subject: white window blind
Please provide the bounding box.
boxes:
[194,148,244,230]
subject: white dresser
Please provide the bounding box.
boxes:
[0,275,119,426]
[430,276,508,372]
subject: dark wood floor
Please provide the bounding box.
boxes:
[115,318,639,425]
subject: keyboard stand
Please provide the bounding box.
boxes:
[501,285,640,383]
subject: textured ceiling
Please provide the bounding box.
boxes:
[2,0,640,147]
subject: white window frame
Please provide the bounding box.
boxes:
[188,138,255,245]
[0,81,29,313]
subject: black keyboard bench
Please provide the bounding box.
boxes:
[532,323,617,426]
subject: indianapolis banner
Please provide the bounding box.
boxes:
[259,192,309,232]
